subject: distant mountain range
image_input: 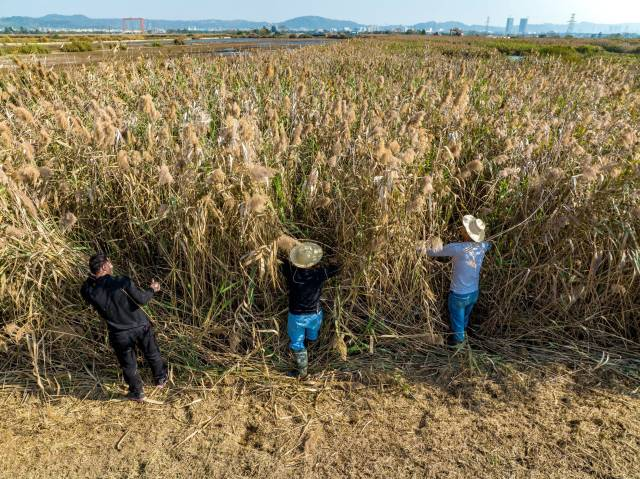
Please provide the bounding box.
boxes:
[0,14,638,34]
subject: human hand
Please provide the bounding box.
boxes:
[150,279,161,293]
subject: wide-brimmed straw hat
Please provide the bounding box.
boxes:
[462,215,486,242]
[290,242,323,268]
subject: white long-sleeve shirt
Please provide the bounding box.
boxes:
[427,242,491,295]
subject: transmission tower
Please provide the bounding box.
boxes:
[566,13,576,36]
[485,16,490,34]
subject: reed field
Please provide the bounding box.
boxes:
[1,36,640,478]
[0,37,639,393]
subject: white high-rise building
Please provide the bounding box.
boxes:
[518,18,529,35]
[505,17,514,35]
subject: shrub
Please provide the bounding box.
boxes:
[16,44,49,54]
[575,45,604,55]
[601,43,626,54]
[60,40,93,52]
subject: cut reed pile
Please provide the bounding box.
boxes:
[0,38,639,390]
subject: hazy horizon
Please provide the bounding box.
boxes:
[2,0,640,26]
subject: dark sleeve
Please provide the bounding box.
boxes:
[281,260,292,280]
[122,277,154,306]
[320,264,341,280]
[80,283,89,304]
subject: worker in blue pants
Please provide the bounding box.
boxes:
[281,242,340,378]
[418,215,491,348]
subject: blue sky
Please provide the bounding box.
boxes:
[2,0,639,25]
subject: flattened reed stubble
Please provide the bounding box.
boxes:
[0,38,639,387]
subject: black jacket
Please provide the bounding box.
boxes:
[281,261,340,314]
[80,275,154,332]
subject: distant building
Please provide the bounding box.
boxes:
[518,18,529,35]
[505,17,514,35]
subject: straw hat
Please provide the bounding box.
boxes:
[462,215,486,242]
[290,242,323,268]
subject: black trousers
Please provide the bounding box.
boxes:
[109,324,167,394]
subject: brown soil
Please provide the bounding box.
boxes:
[1,351,639,479]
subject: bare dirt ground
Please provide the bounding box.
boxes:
[1,346,639,479]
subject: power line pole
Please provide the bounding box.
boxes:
[567,13,576,36]
[485,16,490,34]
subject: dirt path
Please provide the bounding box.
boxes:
[1,358,638,479]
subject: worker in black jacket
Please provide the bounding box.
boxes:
[281,242,340,379]
[80,253,168,402]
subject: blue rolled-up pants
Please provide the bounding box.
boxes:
[287,310,323,352]
[447,291,479,343]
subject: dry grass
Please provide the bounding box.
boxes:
[0,37,639,399]
[0,349,638,478]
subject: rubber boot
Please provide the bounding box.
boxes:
[292,350,309,379]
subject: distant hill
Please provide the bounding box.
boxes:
[0,14,638,34]
[279,16,361,31]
